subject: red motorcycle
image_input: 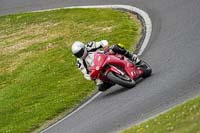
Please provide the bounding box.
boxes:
[89,51,152,88]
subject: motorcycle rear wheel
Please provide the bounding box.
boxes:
[107,72,136,88]
[138,60,152,78]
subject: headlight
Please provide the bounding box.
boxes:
[96,66,100,70]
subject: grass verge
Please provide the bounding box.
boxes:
[0,8,141,132]
[122,96,200,133]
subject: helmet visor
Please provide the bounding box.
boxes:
[74,48,84,58]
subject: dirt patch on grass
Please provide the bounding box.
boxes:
[0,35,59,55]
[0,22,61,55]
[0,52,34,73]
[87,24,114,33]
[0,21,62,73]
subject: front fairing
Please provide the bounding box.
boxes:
[103,54,142,79]
[89,52,143,80]
[89,52,107,80]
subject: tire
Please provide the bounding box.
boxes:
[97,82,114,92]
[107,71,136,88]
[139,60,152,78]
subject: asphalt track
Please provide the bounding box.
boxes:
[1,0,200,133]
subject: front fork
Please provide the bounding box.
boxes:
[104,65,125,77]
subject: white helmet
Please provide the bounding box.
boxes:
[71,41,87,59]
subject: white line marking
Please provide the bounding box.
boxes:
[34,5,152,56]
[120,95,200,132]
[41,92,102,133]
[39,5,152,132]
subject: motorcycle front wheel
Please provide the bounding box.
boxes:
[107,71,136,88]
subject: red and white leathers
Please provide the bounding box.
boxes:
[76,40,108,81]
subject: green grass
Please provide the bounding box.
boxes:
[122,96,200,133]
[0,8,141,133]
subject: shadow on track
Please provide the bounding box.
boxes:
[102,86,132,98]
[100,74,154,98]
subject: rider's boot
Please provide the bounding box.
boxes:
[124,51,141,65]
[111,44,141,65]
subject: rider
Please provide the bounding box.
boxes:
[71,40,140,91]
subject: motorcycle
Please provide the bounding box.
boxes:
[89,51,152,88]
